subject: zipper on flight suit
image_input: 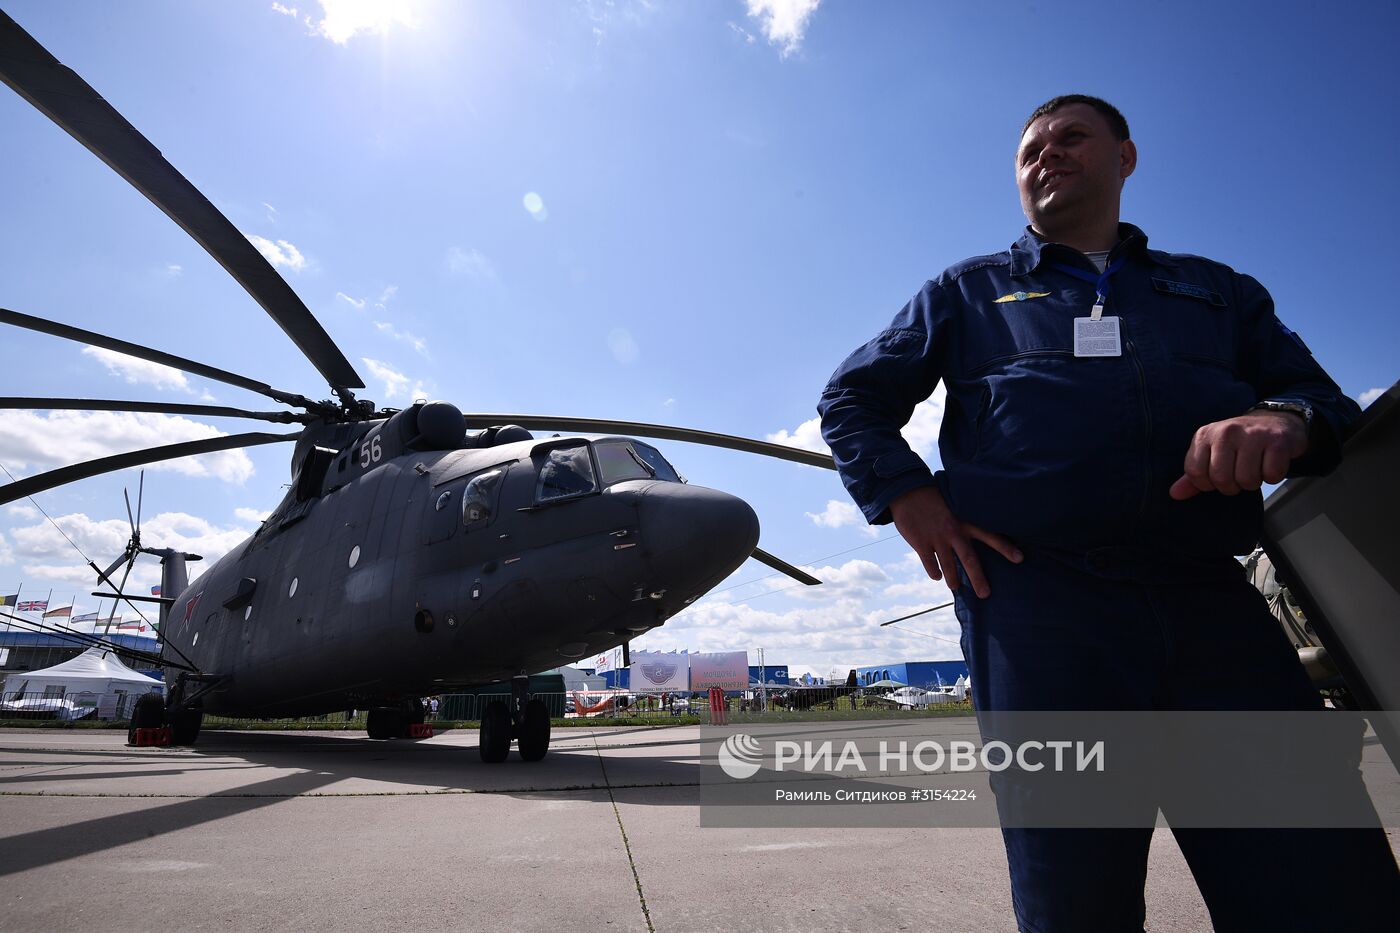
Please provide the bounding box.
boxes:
[1124,335,1153,522]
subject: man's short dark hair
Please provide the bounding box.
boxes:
[1022,95,1130,141]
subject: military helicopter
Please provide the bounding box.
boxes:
[0,11,835,762]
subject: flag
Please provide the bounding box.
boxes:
[72,612,100,624]
[150,585,162,596]
[17,600,47,612]
[43,606,73,619]
[0,594,17,607]
[115,621,149,633]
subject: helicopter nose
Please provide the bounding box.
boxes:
[638,482,760,593]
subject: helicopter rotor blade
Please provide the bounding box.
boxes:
[0,395,313,424]
[461,414,837,470]
[0,13,364,397]
[0,431,302,506]
[135,470,144,539]
[123,486,136,536]
[751,547,822,585]
[0,309,330,413]
[877,600,956,627]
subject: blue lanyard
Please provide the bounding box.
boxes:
[1051,258,1125,308]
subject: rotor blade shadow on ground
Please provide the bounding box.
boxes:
[0,768,340,878]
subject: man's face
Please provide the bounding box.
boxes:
[1016,103,1136,231]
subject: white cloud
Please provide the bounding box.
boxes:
[1358,387,1387,408]
[805,499,877,537]
[0,411,257,485]
[273,0,421,44]
[882,575,954,602]
[361,357,411,401]
[378,285,398,306]
[336,292,366,310]
[617,543,972,675]
[522,191,548,221]
[766,416,828,454]
[727,21,757,44]
[607,328,639,365]
[234,507,270,524]
[6,504,40,520]
[82,346,190,393]
[769,384,946,459]
[726,557,890,605]
[315,0,420,44]
[373,321,428,357]
[639,596,962,678]
[246,234,306,271]
[746,0,820,57]
[900,384,946,457]
[7,510,255,594]
[262,201,279,223]
[446,247,497,279]
[165,264,183,277]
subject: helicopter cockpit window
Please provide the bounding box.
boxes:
[536,445,598,502]
[593,441,682,486]
[628,442,681,483]
[462,469,504,526]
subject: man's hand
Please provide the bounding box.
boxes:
[1169,410,1309,500]
[888,485,1023,599]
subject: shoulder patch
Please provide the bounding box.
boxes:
[1152,277,1227,307]
[1276,318,1312,354]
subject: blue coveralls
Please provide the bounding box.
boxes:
[818,224,1398,932]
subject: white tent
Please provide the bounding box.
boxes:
[2,647,163,720]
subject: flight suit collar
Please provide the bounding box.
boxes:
[1008,222,1180,277]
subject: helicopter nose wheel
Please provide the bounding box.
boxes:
[517,698,550,761]
[478,676,551,763]
[479,701,511,762]
[367,699,426,740]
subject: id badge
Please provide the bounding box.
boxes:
[1073,316,1122,357]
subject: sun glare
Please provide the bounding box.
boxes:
[315,0,422,45]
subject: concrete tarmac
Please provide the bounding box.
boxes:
[0,724,1390,932]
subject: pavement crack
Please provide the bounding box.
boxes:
[592,729,656,933]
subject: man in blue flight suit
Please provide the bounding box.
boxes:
[817,95,1399,931]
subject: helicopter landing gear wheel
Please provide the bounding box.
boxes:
[479,700,511,763]
[518,698,550,762]
[366,707,402,740]
[127,693,164,744]
[169,706,203,745]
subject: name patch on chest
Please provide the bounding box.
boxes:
[1152,277,1226,307]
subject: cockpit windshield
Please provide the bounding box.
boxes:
[536,445,599,501]
[594,440,682,485]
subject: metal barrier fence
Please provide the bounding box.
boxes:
[0,690,973,728]
[0,688,150,722]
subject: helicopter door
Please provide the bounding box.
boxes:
[427,478,468,545]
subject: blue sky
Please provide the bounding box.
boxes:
[2,0,1396,680]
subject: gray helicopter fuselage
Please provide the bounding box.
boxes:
[162,430,759,718]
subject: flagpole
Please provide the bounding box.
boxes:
[1,581,18,641]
